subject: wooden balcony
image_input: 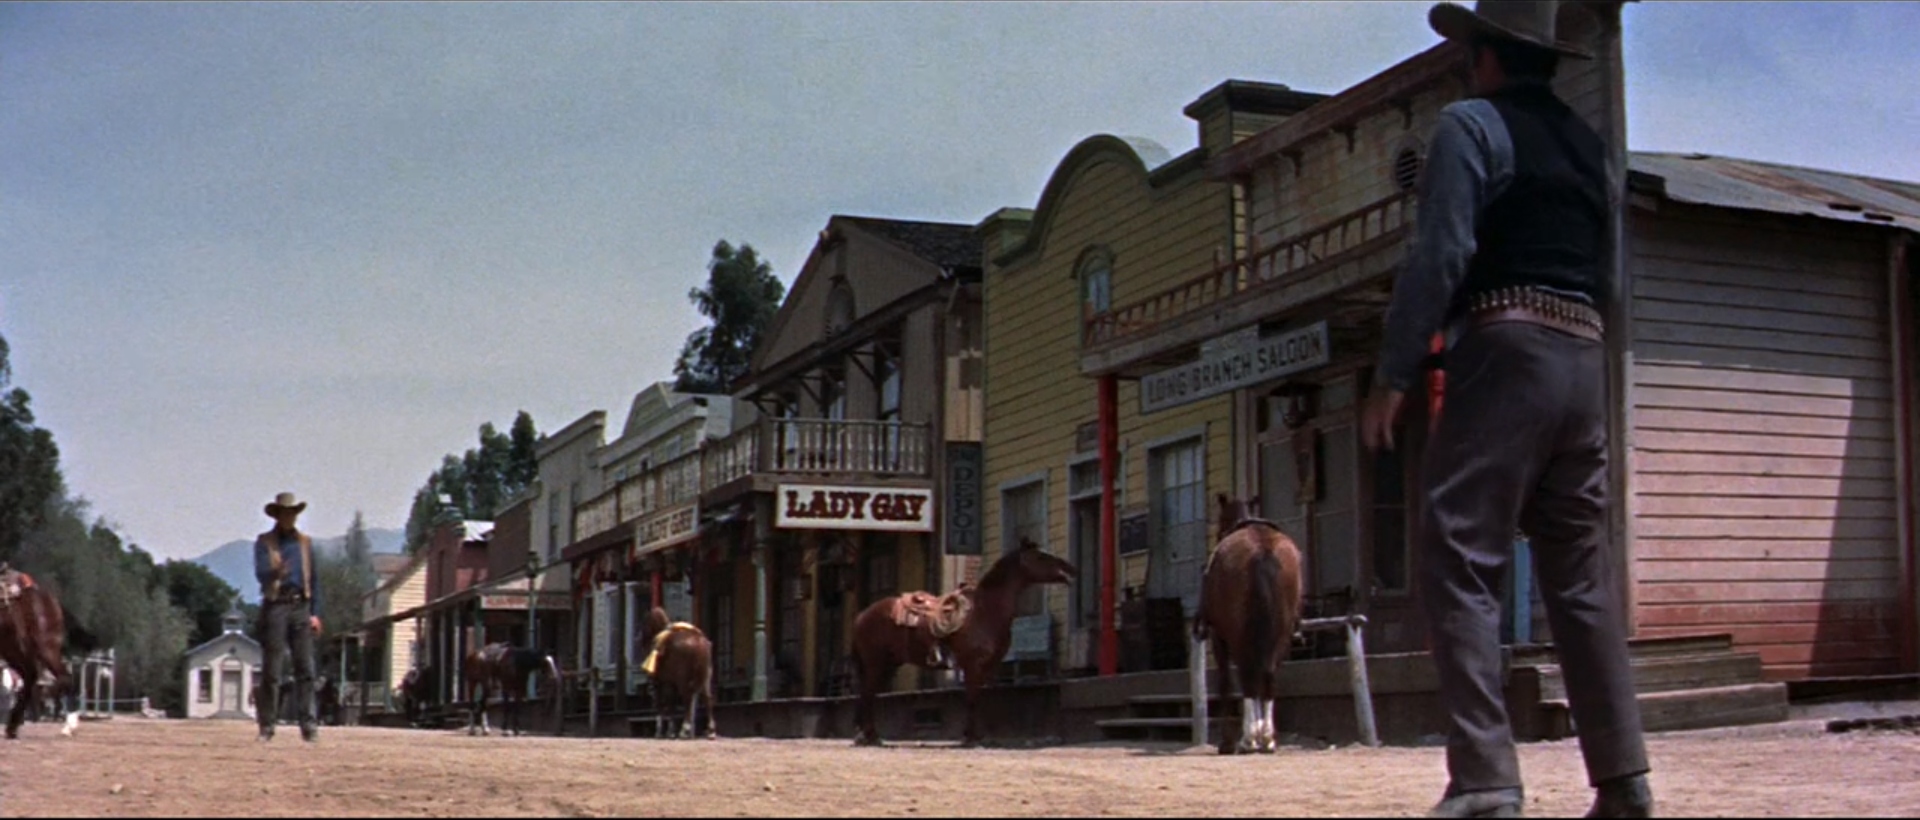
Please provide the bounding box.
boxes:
[701,417,934,501]
[1080,190,1418,378]
[569,417,937,551]
[572,449,704,545]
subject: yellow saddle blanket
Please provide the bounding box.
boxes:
[639,622,699,676]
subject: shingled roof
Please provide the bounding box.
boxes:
[836,215,983,273]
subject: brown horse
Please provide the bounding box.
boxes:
[1193,494,1303,754]
[849,538,1076,747]
[637,606,716,740]
[0,570,77,740]
[461,642,560,737]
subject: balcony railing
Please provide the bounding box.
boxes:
[1083,190,1418,350]
[573,418,935,543]
[701,418,932,492]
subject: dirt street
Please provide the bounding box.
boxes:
[2,715,1917,817]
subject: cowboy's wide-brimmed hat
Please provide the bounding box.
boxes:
[264,491,307,517]
[1429,0,1594,60]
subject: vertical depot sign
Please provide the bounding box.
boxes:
[1139,321,1331,414]
[776,484,935,532]
[945,442,983,555]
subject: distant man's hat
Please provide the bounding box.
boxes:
[265,492,307,517]
[1429,0,1593,60]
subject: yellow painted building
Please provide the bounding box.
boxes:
[980,81,1328,674]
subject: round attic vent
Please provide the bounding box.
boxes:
[1393,145,1424,193]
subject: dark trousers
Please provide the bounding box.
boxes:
[1417,321,1648,791]
[256,597,317,731]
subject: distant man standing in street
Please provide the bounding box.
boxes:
[254,491,322,743]
[1359,1,1652,817]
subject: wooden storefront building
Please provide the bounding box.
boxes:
[698,215,985,705]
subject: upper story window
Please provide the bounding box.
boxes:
[825,280,856,338]
[875,343,902,424]
[1078,250,1112,323]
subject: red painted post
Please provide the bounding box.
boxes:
[1098,374,1120,677]
[1426,332,1446,433]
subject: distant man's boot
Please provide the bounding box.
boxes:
[1428,786,1524,818]
[1585,775,1652,818]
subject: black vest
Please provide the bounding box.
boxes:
[1449,83,1609,316]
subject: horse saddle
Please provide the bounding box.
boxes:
[890,590,971,638]
[640,622,699,676]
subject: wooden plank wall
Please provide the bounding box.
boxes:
[1628,205,1902,679]
[982,143,1234,662]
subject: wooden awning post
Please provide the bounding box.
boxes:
[1098,374,1120,676]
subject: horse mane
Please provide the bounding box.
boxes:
[975,543,1029,591]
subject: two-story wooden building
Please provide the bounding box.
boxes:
[698,215,984,707]
[562,383,734,702]
[978,79,1329,678]
[1057,0,1917,738]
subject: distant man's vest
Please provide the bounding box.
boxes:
[1448,82,1610,318]
[257,530,314,602]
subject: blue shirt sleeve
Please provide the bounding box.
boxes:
[1375,99,1514,393]
[253,536,276,588]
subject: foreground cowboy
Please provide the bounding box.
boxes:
[1359,2,1652,817]
[253,491,322,744]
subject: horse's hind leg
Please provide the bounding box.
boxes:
[1210,636,1238,755]
[680,688,696,740]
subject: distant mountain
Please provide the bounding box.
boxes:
[189,527,406,603]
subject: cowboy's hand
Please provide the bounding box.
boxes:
[1359,389,1406,452]
[310,616,323,634]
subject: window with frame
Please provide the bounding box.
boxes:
[1149,437,1206,609]
[196,669,213,703]
[1002,479,1047,617]
[1066,457,1104,631]
[1079,252,1112,322]
[876,342,903,470]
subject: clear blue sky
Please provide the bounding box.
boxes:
[2,2,1915,560]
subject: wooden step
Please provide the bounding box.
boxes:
[1509,633,1737,668]
[1537,682,1788,739]
[1531,652,1765,702]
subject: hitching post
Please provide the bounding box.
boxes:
[1189,632,1209,747]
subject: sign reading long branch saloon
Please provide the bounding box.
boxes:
[1139,321,1331,414]
[776,484,935,532]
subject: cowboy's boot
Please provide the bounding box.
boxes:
[1427,786,1525,819]
[1585,775,1653,818]
[300,721,319,743]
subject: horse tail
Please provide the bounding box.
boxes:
[1239,546,1284,700]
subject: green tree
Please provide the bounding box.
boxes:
[159,559,241,647]
[402,413,541,553]
[0,333,65,562]
[672,240,785,394]
[507,410,539,490]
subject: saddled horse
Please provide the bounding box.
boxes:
[0,568,79,739]
[637,606,716,740]
[461,643,560,737]
[849,538,1075,747]
[1193,494,1304,754]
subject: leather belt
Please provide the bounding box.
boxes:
[1467,306,1603,343]
[1462,286,1604,343]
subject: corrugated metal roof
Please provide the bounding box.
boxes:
[1629,151,1920,235]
